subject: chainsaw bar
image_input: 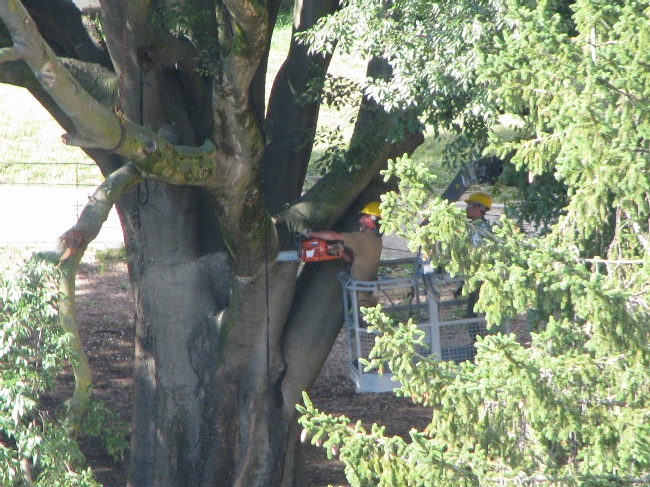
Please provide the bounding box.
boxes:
[276,250,300,262]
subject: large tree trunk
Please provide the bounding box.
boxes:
[119,183,232,486]
[122,182,309,487]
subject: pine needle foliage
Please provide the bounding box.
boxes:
[298,0,650,485]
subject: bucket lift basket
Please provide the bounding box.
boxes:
[339,257,497,393]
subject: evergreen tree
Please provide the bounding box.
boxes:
[299,1,650,484]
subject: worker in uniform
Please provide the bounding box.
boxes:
[306,201,383,308]
[461,192,492,352]
[465,191,492,248]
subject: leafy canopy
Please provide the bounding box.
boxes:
[0,259,128,487]
[298,0,650,485]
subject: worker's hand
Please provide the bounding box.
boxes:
[300,229,312,238]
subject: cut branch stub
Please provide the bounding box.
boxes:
[0,47,24,63]
[58,229,86,261]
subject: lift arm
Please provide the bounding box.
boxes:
[440,156,504,203]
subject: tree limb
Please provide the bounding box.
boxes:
[22,0,111,67]
[0,46,22,62]
[61,58,118,108]
[0,0,218,181]
[1,0,122,147]
[277,117,423,233]
[39,163,141,263]
[261,0,339,215]
[37,164,141,431]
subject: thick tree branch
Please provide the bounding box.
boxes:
[197,3,275,276]
[0,0,220,182]
[23,0,111,67]
[58,251,93,434]
[216,1,267,96]
[143,29,202,70]
[261,0,339,215]
[98,0,149,123]
[222,0,268,55]
[214,1,268,142]
[61,58,118,108]
[0,46,21,62]
[277,123,423,233]
[40,163,141,262]
[1,0,122,147]
[277,52,424,233]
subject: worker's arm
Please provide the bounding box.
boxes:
[306,230,344,241]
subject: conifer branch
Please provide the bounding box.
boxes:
[486,473,650,484]
[629,221,650,252]
[582,257,644,265]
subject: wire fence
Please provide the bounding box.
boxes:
[1,162,495,250]
[0,161,102,187]
[0,162,122,246]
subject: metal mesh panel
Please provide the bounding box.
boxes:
[377,259,428,324]
[346,316,384,368]
[439,322,486,363]
[377,288,429,325]
[358,329,379,361]
[342,260,497,392]
[439,299,471,321]
[427,276,487,364]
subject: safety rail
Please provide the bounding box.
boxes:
[339,257,499,393]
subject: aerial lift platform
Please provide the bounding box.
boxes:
[340,257,501,393]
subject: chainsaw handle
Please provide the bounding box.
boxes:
[305,229,345,242]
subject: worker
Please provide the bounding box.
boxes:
[462,192,492,349]
[306,201,383,308]
[465,191,492,247]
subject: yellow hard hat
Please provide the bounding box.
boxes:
[465,192,491,211]
[360,201,381,218]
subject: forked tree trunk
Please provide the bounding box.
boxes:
[119,183,323,487]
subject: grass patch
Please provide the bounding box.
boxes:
[0,85,101,186]
[95,246,127,262]
[93,246,128,274]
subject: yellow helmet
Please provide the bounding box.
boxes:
[465,192,491,211]
[360,201,381,218]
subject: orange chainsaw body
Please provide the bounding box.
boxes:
[300,238,344,262]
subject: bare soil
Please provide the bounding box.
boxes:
[63,259,432,487]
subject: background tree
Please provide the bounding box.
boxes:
[0,0,434,486]
[299,0,650,485]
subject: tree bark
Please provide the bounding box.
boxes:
[122,183,232,486]
[262,0,339,214]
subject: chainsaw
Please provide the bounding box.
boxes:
[276,237,345,263]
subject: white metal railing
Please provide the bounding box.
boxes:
[339,257,496,393]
